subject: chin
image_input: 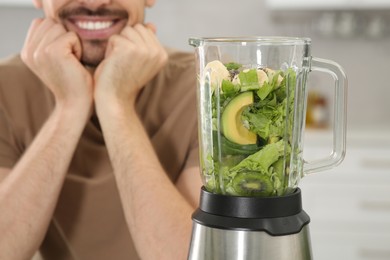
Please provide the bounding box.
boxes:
[81,56,104,68]
[80,40,107,67]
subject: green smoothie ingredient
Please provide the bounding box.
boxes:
[201,60,297,196]
[221,91,257,145]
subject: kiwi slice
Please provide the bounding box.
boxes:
[231,171,274,197]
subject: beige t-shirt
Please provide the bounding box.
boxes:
[0,48,199,260]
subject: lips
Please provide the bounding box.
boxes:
[65,16,127,40]
[59,6,129,41]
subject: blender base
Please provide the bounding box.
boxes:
[187,187,312,260]
[188,222,312,260]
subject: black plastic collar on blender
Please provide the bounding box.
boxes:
[192,187,310,236]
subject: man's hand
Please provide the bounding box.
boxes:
[21,18,93,111]
[94,23,168,107]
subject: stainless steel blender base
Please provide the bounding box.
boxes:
[187,188,312,260]
[188,222,312,260]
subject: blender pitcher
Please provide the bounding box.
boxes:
[188,37,347,260]
[190,37,347,197]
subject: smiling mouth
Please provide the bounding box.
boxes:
[60,7,128,40]
[65,16,127,40]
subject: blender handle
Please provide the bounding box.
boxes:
[303,57,348,175]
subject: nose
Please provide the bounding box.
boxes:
[77,0,112,9]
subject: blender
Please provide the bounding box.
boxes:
[187,37,347,260]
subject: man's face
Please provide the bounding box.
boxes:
[36,0,150,67]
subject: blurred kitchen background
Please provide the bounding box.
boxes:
[1,0,390,259]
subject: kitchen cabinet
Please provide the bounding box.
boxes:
[266,0,390,10]
[301,129,390,260]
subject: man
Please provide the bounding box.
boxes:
[0,0,202,259]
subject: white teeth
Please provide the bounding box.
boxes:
[76,21,113,30]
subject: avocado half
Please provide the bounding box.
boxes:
[221,92,257,145]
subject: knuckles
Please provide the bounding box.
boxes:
[22,20,168,94]
[157,48,168,67]
[20,48,30,66]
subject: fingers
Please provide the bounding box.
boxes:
[106,23,157,59]
[36,23,69,55]
[23,19,59,65]
[20,17,90,101]
[144,23,157,34]
[97,22,167,93]
[23,18,43,49]
[66,32,82,60]
[120,25,146,46]
[119,23,159,47]
[45,31,82,61]
[22,18,82,69]
[21,18,44,62]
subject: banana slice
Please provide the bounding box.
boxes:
[203,60,231,92]
[264,68,283,86]
[257,69,269,87]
